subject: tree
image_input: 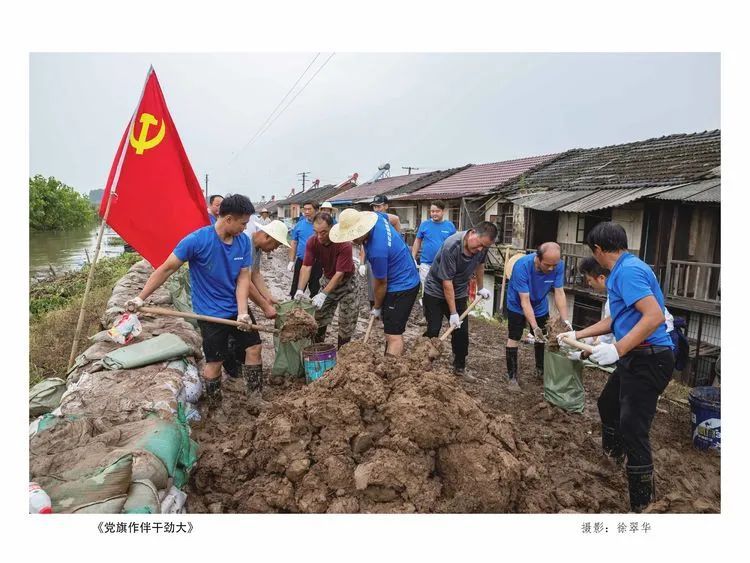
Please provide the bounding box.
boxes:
[29,175,97,231]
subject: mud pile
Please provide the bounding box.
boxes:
[279,308,318,343]
[544,314,569,351]
[190,339,524,513]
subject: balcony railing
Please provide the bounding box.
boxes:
[666,260,721,303]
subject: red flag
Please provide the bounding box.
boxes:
[100,67,209,267]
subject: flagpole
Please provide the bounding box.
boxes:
[67,66,154,370]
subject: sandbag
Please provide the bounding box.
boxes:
[123,479,161,514]
[102,333,192,370]
[543,351,585,413]
[160,485,188,514]
[29,378,67,417]
[165,265,197,327]
[272,301,317,377]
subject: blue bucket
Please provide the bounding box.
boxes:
[688,386,721,452]
[302,344,337,384]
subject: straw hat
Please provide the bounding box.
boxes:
[260,208,269,213]
[504,252,524,280]
[320,201,333,210]
[259,219,291,247]
[329,208,378,243]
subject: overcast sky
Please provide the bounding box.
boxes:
[29,52,719,201]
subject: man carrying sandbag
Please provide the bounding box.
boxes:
[126,194,277,407]
[422,222,496,379]
[294,211,357,349]
[557,222,674,513]
[330,208,420,357]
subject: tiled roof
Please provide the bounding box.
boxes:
[331,173,430,202]
[395,154,563,201]
[497,130,720,194]
[384,166,471,197]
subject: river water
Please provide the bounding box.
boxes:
[29,224,124,280]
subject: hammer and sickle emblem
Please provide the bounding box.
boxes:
[129,112,166,155]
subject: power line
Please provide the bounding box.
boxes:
[225,53,321,167]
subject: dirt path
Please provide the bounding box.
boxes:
[185,246,720,513]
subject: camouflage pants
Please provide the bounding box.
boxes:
[316,274,359,340]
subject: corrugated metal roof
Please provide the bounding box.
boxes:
[651,178,721,202]
[509,190,596,211]
[557,184,684,212]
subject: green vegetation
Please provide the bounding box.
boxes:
[29,253,141,385]
[29,175,97,231]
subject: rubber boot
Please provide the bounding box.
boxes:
[202,376,222,408]
[506,347,520,387]
[337,336,351,349]
[242,364,263,394]
[314,325,327,344]
[602,425,625,464]
[534,342,546,380]
[627,464,655,513]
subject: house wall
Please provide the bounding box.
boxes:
[512,204,526,249]
[612,203,644,251]
[687,206,719,263]
[389,204,418,231]
[557,213,578,244]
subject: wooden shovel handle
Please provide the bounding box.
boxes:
[139,306,278,334]
[561,335,595,354]
[363,315,376,343]
[439,296,484,341]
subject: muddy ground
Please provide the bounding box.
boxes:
[185,246,720,513]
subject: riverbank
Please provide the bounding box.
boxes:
[29,252,142,385]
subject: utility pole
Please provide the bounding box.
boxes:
[298,171,311,192]
[402,166,420,175]
[204,174,209,201]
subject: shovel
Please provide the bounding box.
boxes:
[362,315,376,344]
[138,306,279,335]
[427,296,484,359]
[560,335,595,354]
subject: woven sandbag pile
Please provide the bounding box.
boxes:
[29,260,202,514]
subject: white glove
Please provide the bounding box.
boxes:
[563,319,573,331]
[294,289,305,301]
[312,292,327,309]
[449,313,462,329]
[478,288,491,300]
[556,330,576,347]
[370,308,381,319]
[581,336,596,345]
[358,264,367,277]
[533,326,546,343]
[125,296,144,312]
[287,261,295,272]
[567,351,582,361]
[591,342,620,366]
[236,313,253,331]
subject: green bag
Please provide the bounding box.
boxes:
[101,333,191,370]
[271,300,316,378]
[543,351,585,413]
[166,265,197,327]
[29,378,67,417]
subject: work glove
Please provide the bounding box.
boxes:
[125,296,144,312]
[567,351,582,361]
[449,313,462,329]
[556,330,576,347]
[294,289,305,301]
[533,326,546,343]
[591,342,620,366]
[370,308,381,319]
[581,336,596,345]
[287,261,295,272]
[563,319,573,331]
[312,292,327,309]
[358,264,367,277]
[236,313,253,332]
[478,288,491,300]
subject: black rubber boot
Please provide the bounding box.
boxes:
[314,326,327,344]
[627,464,655,513]
[242,364,263,394]
[602,425,625,463]
[337,336,351,349]
[202,377,222,407]
[534,342,546,380]
[506,347,519,382]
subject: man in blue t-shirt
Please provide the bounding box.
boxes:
[125,194,277,407]
[330,208,420,356]
[206,194,223,225]
[288,201,323,298]
[556,222,674,513]
[412,199,457,294]
[505,242,571,385]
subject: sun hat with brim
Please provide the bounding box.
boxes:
[320,201,333,209]
[329,208,378,243]
[259,220,291,247]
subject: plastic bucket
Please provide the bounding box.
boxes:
[688,386,721,452]
[302,343,337,384]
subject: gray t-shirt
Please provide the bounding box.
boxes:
[423,231,487,299]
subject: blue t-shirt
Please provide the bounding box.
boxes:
[290,218,315,261]
[607,252,673,348]
[416,219,457,265]
[507,253,564,316]
[173,225,252,318]
[209,214,217,225]
[365,212,420,293]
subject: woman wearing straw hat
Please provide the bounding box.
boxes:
[330,208,420,356]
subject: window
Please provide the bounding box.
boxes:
[491,203,514,244]
[575,210,613,243]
